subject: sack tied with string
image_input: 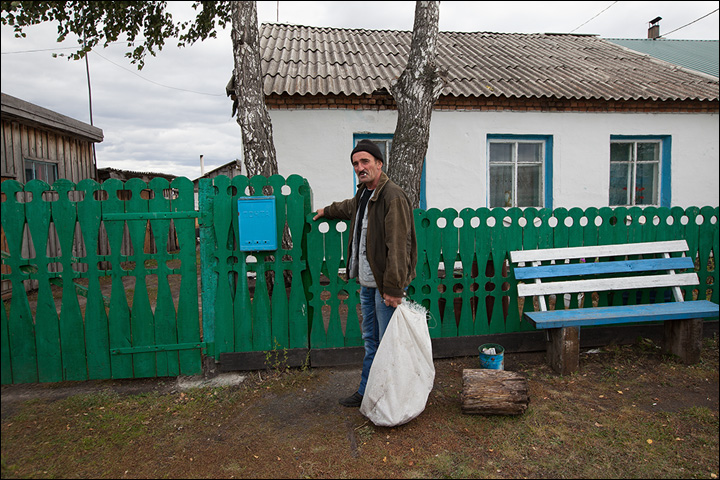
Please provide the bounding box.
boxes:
[359,301,435,427]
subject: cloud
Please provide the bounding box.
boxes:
[2,1,717,183]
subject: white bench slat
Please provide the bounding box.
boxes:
[510,240,689,264]
[517,272,699,297]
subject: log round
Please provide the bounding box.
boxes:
[461,369,530,415]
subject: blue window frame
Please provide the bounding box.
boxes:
[610,135,671,207]
[487,134,553,209]
[352,133,427,210]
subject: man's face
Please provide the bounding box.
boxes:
[351,151,383,189]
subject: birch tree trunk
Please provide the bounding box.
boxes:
[231,1,290,288]
[231,1,278,178]
[387,1,445,209]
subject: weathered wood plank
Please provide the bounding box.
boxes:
[663,317,703,364]
[547,326,579,375]
[461,369,529,415]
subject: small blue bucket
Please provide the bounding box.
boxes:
[478,343,505,370]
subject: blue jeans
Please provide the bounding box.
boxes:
[357,286,397,396]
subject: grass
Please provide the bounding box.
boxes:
[1,335,718,479]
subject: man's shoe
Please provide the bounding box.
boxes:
[339,391,363,407]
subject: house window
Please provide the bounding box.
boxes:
[25,159,58,184]
[609,136,670,207]
[487,135,553,208]
[353,134,427,209]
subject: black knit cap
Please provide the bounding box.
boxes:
[351,139,384,162]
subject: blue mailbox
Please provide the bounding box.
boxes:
[237,196,277,251]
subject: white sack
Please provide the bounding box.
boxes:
[359,301,435,427]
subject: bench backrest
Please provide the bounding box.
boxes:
[510,240,698,311]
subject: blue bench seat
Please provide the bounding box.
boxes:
[525,300,719,329]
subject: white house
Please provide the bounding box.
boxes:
[230,24,719,211]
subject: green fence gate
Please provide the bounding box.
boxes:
[1,177,202,384]
[197,174,313,359]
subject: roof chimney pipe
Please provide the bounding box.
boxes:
[648,16,662,39]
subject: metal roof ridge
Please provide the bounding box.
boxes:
[261,22,411,34]
[605,37,719,43]
[608,42,720,81]
[261,23,602,37]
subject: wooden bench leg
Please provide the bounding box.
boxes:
[663,318,703,364]
[547,326,579,375]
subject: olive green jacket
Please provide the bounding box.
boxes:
[322,172,417,298]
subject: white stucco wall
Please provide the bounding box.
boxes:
[269,109,719,211]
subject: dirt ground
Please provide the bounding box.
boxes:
[2,336,718,479]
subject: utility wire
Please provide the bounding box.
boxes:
[570,1,618,33]
[662,8,719,37]
[89,49,225,97]
[1,44,82,54]
[2,42,223,97]
[1,40,128,54]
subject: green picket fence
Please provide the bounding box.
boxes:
[2,177,201,385]
[2,174,718,385]
[309,205,719,349]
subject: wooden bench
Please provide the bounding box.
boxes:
[510,240,719,375]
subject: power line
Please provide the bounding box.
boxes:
[2,43,223,97]
[662,8,719,37]
[1,44,81,54]
[570,1,619,33]
[89,49,225,97]
[1,40,129,55]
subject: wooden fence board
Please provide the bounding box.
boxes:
[24,180,62,382]
[102,179,133,379]
[125,178,155,378]
[2,180,38,383]
[76,178,111,380]
[172,177,201,375]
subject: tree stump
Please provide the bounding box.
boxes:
[461,369,530,415]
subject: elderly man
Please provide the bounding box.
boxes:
[313,139,417,407]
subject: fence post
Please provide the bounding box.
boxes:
[198,177,217,360]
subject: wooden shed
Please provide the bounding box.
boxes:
[1,92,104,298]
[1,92,103,184]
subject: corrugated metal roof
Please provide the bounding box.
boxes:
[606,38,719,79]
[259,24,719,102]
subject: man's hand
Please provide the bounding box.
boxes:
[313,208,325,221]
[383,295,403,308]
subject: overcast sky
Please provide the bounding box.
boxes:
[2,1,718,181]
